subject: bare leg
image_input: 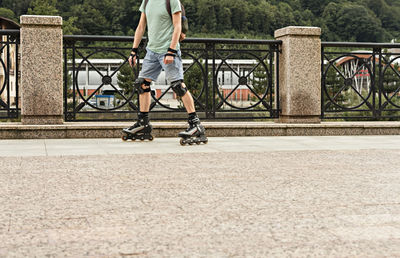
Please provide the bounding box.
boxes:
[178,83,207,145]
[181,83,195,114]
[122,79,153,140]
[139,79,152,112]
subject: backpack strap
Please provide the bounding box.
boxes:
[166,0,172,18]
[166,0,185,18]
[181,4,186,17]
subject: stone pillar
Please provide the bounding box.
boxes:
[20,15,63,125]
[275,26,321,123]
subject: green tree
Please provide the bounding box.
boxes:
[323,63,346,112]
[323,3,387,42]
[251,64,269,98]
[300,0,330,16]
[197,0,217,33]
[2,0,32,17]
[273,2,295,30]
[365,0,400,40]
[63,16,80,35]
[4,0,400,42]
[27,0,58,15]
[117,63,136,96]
[69,1,111,35]
[230,1,250,32]
[116,63,137,108]
[381,61,400,119]
[184,59,209,110]
[0,8,17,21]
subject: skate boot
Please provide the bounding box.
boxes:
[122,112,154,141]
[178,115,208,146]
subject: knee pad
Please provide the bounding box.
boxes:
[134,78,151,94]
[171,80,187,97]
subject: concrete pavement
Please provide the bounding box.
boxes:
[1,135,400,156]
[1,136,400,256]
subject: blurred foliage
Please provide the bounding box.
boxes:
[1,0,400,42]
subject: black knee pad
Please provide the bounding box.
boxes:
[171,80,187,97]
[134,78,151,94]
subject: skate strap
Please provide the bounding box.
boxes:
[189,116,200,124]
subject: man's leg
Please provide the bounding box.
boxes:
[162,52,207,144]
[122,48,163,140]
[180,83,195,114]
[122,78,153,140]
[170,80,207,144]
[139,79,152,112]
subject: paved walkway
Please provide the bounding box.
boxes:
[2,135,400,156]
[1,136,400,256]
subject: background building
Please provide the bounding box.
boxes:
[69,58,264,109]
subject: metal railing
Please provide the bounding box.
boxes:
[63,35,281,121]
[322,42,400,120]
[0,29,20,120]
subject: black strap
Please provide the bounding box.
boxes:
[143,80,151,86]
[181,3,186,17]
[166,0,171,18]
[168,47,178,54]
[165,53,176,58]
[166,0,185,18]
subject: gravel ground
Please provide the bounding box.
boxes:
[1,146,400,257]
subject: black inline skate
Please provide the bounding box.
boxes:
[122,112,154,141]
[178,115,208,146]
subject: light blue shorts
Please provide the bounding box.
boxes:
[139,48,184,83]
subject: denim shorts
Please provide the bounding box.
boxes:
[139,48,184,83]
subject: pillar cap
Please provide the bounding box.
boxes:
[20,15,62,26]
[275,26,321,38]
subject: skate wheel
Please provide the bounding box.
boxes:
[196,141,201,145]
[122,135,128,141]
[149,136,154,141]
[140,137,144,141]
[132,138,136,141]
[188,142,194,145]
[204,139,208,144]
[180,138,186,146]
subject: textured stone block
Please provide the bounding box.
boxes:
[1,122,400,139]
[275,26,322,124]
[20,15,63,125]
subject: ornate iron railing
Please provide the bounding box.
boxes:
[322,42,400,120]
[0,29,20,120]
[63,35,281,121]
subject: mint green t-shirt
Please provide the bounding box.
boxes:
[139,0,182,54]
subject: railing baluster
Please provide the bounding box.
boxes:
[0,29,20,120]
[61,35,281,122]
[321,42,400,120]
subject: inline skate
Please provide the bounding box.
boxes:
[122,113,154,141]
[178,115,208,146]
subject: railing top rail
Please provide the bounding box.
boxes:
[322,41,400,48]
[63,34,282,45]
[0,29,20,36]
